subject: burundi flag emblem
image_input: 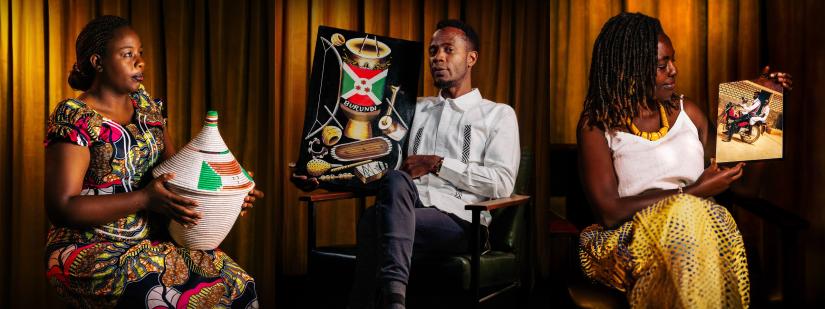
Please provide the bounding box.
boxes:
[341,63,386,109]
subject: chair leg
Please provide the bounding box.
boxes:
[306,201,316,272]
[470,209,481,308]
[782,228,804,307]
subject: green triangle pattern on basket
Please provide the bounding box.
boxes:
[242,168,253,182]
[198,161,222,191]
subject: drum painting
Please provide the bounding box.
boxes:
[297,26,421,191]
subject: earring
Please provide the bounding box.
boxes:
[97,66,103,72]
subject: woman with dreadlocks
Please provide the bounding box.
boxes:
[44,15,262,308]
[577,12,791,307]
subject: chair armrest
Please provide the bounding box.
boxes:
[300,191,367,203]
[465,194,530,211]
[465,194,529,303]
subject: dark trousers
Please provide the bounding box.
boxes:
[349,170,470,307]
[727,114,751,139]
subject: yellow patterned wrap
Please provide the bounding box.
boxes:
[579,194,750,308]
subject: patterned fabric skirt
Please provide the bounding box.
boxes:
[579,194,750,308]
[46,238,257,308]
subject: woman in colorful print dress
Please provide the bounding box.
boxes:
[44,15,263,308]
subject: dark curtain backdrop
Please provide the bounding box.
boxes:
[2,0,824,308]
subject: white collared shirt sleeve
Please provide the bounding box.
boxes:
[437,106,520,199]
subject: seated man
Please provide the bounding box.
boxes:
[292,20,520,309]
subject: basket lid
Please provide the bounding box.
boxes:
[153,111,254,195]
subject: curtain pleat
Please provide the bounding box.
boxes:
[0,0,9,305]
[7,0,50,307]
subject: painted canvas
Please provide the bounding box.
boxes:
[297,26,421,191]
[716,80,784,163]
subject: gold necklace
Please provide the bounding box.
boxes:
[627,104,669,141]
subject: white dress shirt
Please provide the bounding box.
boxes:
[408,88,520,226]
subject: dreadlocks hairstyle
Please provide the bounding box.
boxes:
[582,12,676,131]
[436,19,480,53]
[68,15,131,91]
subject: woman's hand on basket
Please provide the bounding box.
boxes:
[241,171,265,217]
[142,172,201,227]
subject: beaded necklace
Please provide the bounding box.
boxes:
[626,103,669,141]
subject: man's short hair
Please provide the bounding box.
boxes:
[436,19,480,53]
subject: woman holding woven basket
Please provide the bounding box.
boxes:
[577,12,792,308]
[44,15,263,308]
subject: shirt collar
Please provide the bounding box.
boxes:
[432,88,481,112]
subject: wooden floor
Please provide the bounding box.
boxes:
[275,274,574,309]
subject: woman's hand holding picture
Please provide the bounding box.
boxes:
[685,158,745,198]
[757,65,793,91]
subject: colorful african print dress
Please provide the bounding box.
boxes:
[44,86,258,309]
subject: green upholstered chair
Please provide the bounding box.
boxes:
[301,152,532,308]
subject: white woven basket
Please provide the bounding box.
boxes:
[152,111,254,250]
[166,186,246,250]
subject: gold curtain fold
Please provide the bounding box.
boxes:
[3,0,825,307]
[4,0,49,307]
[0,0,9,305]
[549,0,622,145]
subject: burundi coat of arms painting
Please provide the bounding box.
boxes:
[297,26,422,191]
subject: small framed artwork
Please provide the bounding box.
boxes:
[296,26,422,191]
[715,80,784,163]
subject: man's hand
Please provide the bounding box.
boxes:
[400,155,443,179]
[289,162,320,192]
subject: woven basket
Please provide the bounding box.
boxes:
[152,111,254,250]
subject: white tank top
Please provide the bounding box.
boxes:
[605,99,705,197]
